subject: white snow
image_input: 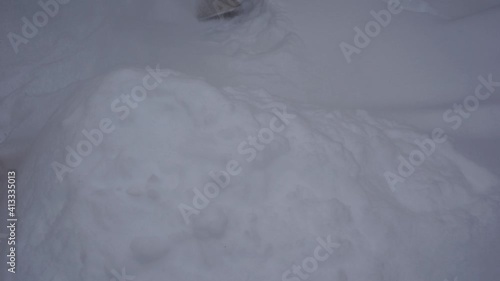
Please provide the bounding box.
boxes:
[1,0,499,281]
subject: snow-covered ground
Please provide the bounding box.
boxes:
[1,0,499,281]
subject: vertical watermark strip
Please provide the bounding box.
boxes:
[6,171,17,274]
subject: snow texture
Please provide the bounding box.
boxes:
[1,0,500,281]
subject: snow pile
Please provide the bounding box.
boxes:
[13,67,500,281]
[1,0,500,281]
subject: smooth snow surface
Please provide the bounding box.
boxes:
[1,0,499,281]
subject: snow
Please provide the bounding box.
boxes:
[8,67,500,281]
[1,0,499,281]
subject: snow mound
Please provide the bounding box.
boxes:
[14,68,500,281]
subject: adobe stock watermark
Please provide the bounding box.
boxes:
[51,65,171,182]
[178,101,296,224]
[281,235,340,281]
[7,0,71,54]
[340,0,403,63]
[384,74,499,191]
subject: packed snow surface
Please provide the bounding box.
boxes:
[1,0,500,281]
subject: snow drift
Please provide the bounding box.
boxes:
[10,67,500,281]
